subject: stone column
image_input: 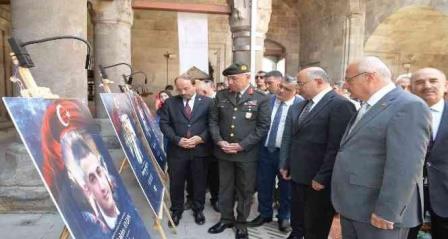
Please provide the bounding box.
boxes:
[92,0,133,118]
[11,0,88,100]
[5,0,87,212]
[229,0,272,70]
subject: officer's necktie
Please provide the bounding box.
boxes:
[266,102,285,150]
[298,99,314,124]
[235,92,241,104]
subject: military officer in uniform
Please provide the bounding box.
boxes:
[208,63,271,239]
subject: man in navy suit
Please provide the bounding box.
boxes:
[408,68,448,239]
[280,67,356,239]
[248,75,303,232]
[159,75,213,227]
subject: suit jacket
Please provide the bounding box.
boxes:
[209,87,271,162]
[159,95,213,159]
[331,88,432,228]
[427,101,448,217]
[279,90,356,186]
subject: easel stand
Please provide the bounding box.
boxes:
[100,77,176,237]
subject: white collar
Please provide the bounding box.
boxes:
[276,96,296,106]
[366,83,396,107]
[98,203,120,230]
[184,93,196,103]
[311,87,332,104]
[239,85,250,96]
[430,99,445,112]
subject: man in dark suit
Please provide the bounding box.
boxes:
[408,68,448,239]
[248,75,303,232]
[208,63,271,239]
[279,67,356,239]
[332,57,431,239]
[159,75,213,227]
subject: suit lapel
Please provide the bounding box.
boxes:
[190,95,203,122]
[293,101,307,134]
[177,96,191,120]
[226,90,237,106]
[432,101,448,152]
[341,88,400,145]
[298,90,335,130]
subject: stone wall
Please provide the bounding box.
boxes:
[266,0,300,76]
[131,8,232,93]
[298,0,349,82]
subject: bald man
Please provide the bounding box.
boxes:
[332,57,432,239]
[408,68,448,239]
[279,67,356,239]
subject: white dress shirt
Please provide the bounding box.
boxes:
[265,96,296,147]
[309,87,332,111]
[183,93,196,111]
[430,99,444,139]
[365,83,396,108]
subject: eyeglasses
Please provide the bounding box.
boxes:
[255,75,265,79]
[297,80,312,87]
[345,72,373,82]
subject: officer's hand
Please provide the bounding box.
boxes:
[279,169,291,180]
[218,141,237,154]
[311,180,325,191]
[370,213,394,230]
[228,143,243,152]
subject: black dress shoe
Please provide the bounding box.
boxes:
[193,211,205,225]
[211,201,220,212]
[208,221,234,234]
[235,228,249,239]
[278,219,292,233]
[168,214,181,228]
[248,215,272,227]
[286,232,303,239]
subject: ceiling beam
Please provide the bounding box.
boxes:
[132,1,231,15]
[0,0,9,4]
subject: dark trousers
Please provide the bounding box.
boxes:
[168,156,207,215]
[257,147,291,220]
[341,216,409,239]
[219,159,257,229]
[290,181,334,239]
[409,210,448,239]
[207,158,219,203]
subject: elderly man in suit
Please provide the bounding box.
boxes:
[159,75,213,227]
[248,76,303,232]
[408,68,448,239]
[332,56,432,239]
[208,63,271,239]
[279,67,356,239]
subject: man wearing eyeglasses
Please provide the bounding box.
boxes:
[332,56,432,239]
[279,67,356,239]
[208,63,271,239]
[248,76,303,232]
[255,71,269,94]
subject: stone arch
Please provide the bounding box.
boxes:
[363,0,448,40]
[364,5,448,76]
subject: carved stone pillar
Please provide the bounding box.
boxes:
[92,0,133,118]
[229,0,272,71]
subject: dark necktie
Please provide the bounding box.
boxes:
[266,102,285,150]
[235,92,241,104]
[298,99,314,124]
[184,99,192,119]
[184,99,192,137]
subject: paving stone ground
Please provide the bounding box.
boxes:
[0,163,342,239]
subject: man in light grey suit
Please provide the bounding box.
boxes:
[331,56,432,239]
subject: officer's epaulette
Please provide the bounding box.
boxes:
[253,88,268,95]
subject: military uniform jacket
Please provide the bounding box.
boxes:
[209,86,271,162]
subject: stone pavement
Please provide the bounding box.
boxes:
[0,161,342,239]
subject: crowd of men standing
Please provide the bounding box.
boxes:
[158,56,448,239]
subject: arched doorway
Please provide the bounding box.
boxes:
[364,6,448,77]
[263,39,286,74]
